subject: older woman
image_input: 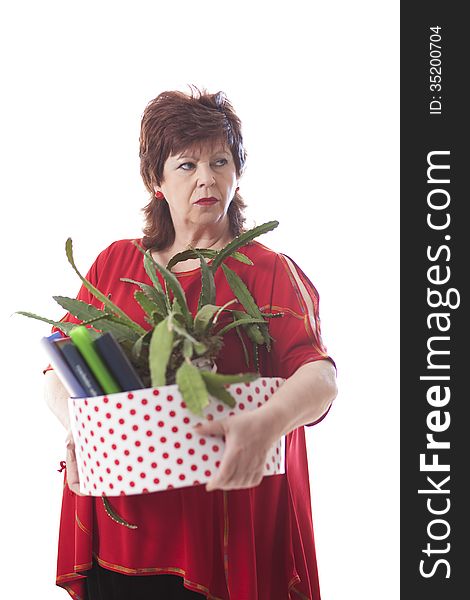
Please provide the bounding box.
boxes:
[44,86,337,600]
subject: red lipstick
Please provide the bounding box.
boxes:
[195,197,218,206]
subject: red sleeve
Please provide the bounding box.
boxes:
[268,253,335,427]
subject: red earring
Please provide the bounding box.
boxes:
[155,191,165,200]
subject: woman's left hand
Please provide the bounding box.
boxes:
[192,410,279,492]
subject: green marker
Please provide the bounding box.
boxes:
[70,326,120,394]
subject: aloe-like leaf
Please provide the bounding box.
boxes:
[166,248,253,271]
[230,252,253,266]
[134,291,163,323]
[194,342,208,356]
[121,277,168,317]
[149,317,174,386]
[234,317,250,367]
[132,242,172,314]
[54,294,141,342]
[143,253,171,309]
[183,339,193,359]
[220,264,263,319]
[52,297,111,323]
[200,371,258,386]
[176,361,209,417]
[194,248,216,310]
[132,329,152,359]
[83,316,141,343]
[216,316,267,337]
[203,379,235,408]
[244,323,265,345]
[253,342,260,370]
[172,297,184,315]
[171,321,207,355]
[193,304,219,335]
[221,264,272,349]
[210,221,279,272]
[171,298,187,329]
[172,311,186,327]
[65,239,146,335]
[14,311,78,335]
[166,248,217,271]
[261,311,284,318]
[141,249,193,328]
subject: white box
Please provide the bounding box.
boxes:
[68,377,286,496]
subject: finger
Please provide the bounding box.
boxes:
[193,421,225,438]
[209,445,266,491]
[206,452,238,491]
[205,445,240,491]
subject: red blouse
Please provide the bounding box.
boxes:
[51,238,334,600]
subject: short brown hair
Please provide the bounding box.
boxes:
[139,85,248,251]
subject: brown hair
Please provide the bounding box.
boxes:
[139,85,248,251]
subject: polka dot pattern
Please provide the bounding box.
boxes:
[68,377,286,496]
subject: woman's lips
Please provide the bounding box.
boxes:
[195,197,218,206]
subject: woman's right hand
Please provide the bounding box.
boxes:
[65,431,84,496]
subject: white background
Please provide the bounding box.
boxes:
[0,1,399,598]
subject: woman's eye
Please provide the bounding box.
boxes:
[179,158,228,171]
[179,162,195,170]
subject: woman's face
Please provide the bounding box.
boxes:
[156,141,239,231]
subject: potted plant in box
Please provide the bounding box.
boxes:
[17,220,286,525]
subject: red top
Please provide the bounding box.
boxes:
[52,238,334,600]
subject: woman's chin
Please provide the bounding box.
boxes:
[189,208,226,225]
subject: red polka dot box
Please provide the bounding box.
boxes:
[68,376,286,496]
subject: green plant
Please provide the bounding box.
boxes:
[17,221,284,417]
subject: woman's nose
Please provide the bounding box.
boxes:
[196,164,216,186]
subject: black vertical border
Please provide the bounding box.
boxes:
[401,3,468,599]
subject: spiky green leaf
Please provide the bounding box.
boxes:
[217,316,267,337]
[134,290,163,324]
[132,329,152,359]
[166,248,253,271]
[14,311,78,335]
[194,248,216,309]
[176,361,209,417]
[245,323,265,345]
[234,319,250,368]
[253,342,259,370]
[83,317,141,343]
[220,264,263,319]
[143,253,169,304]
[149,317,174,386]
[230,252,254,266]
[210,221,279,272]
[132,242,171,313]
[193,304,220,335]
[65,238,146,335]
[166,248,217,270]
[183,339,194,359]
[200,371,258,386]
[203,379,235,408]
[121,277,169,317]
[221,264,272,349]
[171,321,207,355]
[52,297,110,323]
[141,250,193,328]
